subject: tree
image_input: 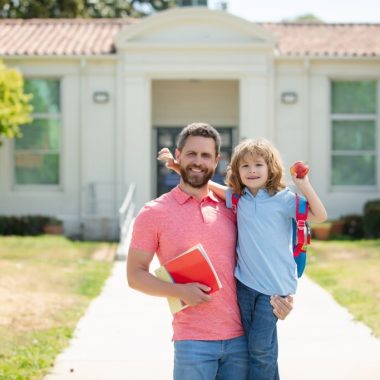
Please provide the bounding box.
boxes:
[283,13,324,24]
[0,0,178,18]
[0,60,33,144]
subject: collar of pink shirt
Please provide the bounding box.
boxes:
[171,185,221,205]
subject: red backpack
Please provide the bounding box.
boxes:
[231,192,311,277]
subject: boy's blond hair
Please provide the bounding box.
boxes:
[226,138,286,195]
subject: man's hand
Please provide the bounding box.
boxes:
[270,295,293,320]
[177,282,212,307]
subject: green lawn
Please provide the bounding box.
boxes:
[307,239,380,337]
[0,236,114,380]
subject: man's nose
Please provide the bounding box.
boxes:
[193,155,202,165]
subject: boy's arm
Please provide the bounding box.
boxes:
[291,174,328,223]
[208,180,228,201]
[157,148,228,200]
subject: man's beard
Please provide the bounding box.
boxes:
[179,164,214,189]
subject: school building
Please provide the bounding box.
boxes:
[0,7,379,239]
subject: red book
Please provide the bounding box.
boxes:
[154,243,222,314]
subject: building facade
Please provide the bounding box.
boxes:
[0,8,379,239]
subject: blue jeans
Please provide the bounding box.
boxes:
[237,280,280,380]
[173,336,249,380]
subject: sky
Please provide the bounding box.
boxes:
[212,0,380,23]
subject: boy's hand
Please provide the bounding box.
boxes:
[157,148,180,173]
[291,172,311,189]
[290,161,312,190]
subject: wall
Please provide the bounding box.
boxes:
[0,58,120,239]
[274,58,380,219]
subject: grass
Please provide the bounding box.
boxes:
[306,239,380,337]
[0,235,115,380]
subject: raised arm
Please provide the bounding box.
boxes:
[208,180,228,201]
[127,247,211,307]
[291,174,328,223]
[157,148,180,174]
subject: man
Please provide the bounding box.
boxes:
[127,122,292,380]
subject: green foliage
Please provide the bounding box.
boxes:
[0,327,73,380]
[283,13,323,23]
[0,0,177,18]
[341,214,364,239]
[0,60,33,144]
[0,215,62,235]
[363,199,380,238]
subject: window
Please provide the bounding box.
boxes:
[331,80,377,187]
[14,79,61,185]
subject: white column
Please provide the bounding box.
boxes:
[124,75,152,212]
[239,76,272,140]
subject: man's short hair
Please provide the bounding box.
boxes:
[177,122,221,156]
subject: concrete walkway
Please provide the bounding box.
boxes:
[44,260,380,380]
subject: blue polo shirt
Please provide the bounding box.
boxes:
[226,187,298,296]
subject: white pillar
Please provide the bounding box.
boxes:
[240,76,272,140]
[124,75,152,212]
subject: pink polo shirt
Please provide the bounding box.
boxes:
[130,186,244,341]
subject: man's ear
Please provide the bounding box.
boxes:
[215,153,220,168]
[175,148,181,161]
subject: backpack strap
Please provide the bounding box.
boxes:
[231,192,240,214]
[293,194,309,258]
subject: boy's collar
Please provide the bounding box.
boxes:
[243,187,270,199]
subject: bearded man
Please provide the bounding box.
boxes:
[127,122,293,380]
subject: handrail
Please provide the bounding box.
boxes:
[119,183,136,228]
[117,183,136,260]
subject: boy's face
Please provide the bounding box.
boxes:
[238,154,269,195]
[175,136,219,189]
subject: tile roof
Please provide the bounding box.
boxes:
[0,19,134,56]
[262,23,380,57]
[0,18,379,58]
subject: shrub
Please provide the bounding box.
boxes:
[0,216,61,236]
[341,214,364,239]
[363,199,380,238]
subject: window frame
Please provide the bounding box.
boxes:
[330,79,379,191]
[12,77,63,191]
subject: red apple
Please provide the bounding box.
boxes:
[290,161,309,178]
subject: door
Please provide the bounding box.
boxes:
[155,127,235,196]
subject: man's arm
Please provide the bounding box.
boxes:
[270,295,294,320]
[127,247,212,307]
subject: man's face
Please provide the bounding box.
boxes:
[176,136,219,189]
